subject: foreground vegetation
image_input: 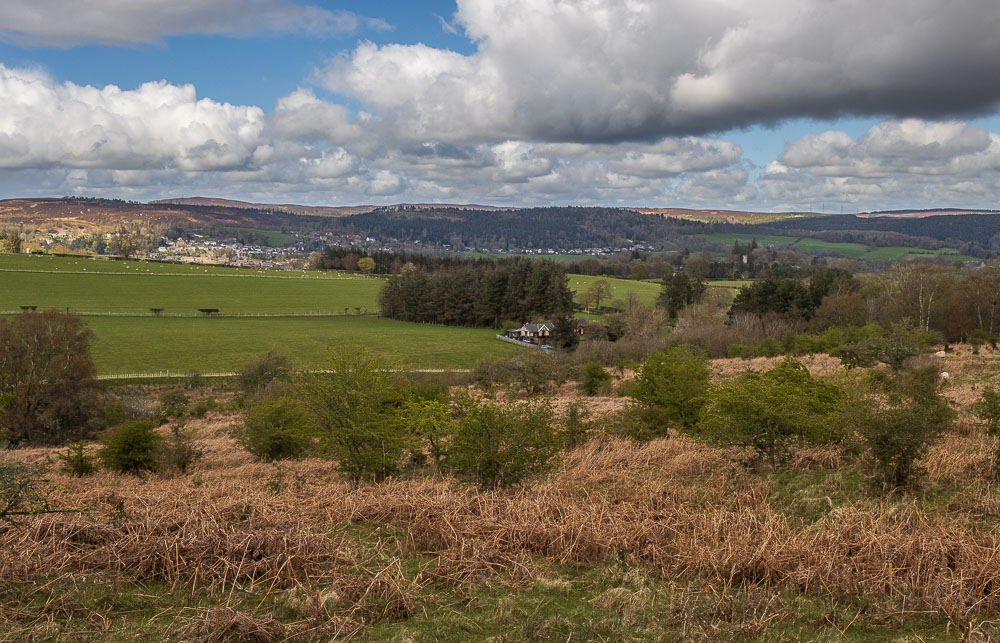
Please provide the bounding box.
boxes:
[2,344,1000,640]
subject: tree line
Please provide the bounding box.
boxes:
[378,258,575,329]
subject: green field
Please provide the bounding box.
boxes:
[465,251,607,263]
[700,233,978,262]
[84,316,518,374]
[0,254,381,314]
[0,253,525,374]
[567,274,661,307]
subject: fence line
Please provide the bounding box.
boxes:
[98,367,471,381]
[0,267,369,280]
[0,310,378,318]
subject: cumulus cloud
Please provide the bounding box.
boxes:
[0,65,266,171]
[0,0,391,47]
[761,120,1000,209]
[322,0,1000,143]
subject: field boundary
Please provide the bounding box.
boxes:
[97,368,471,380]
[0,267,371,280]
[0,310,378,318]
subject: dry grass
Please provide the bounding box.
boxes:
[2,350,999,638]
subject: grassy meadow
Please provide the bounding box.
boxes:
[0,253,523,374]
[0,254,381,314]
[87,316,517,374]
[567,274,661,307]
[701,232,979,262]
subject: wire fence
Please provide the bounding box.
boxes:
[97,367,471,381]
[0,310,378,318]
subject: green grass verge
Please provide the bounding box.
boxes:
[83,316,518,374]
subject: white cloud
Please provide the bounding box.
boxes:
[761,119,1000,209]
[322,0,1000,143]
[0,65,265,171]
[0,0,391,47]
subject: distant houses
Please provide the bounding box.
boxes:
[503,318,590,344]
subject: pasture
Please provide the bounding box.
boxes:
[86,316,517,375]
[0,253,520,374]
[567,274,661,308]
[0,254,380,314]
[700,233,978,262]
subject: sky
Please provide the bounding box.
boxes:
[1,0,1000,211]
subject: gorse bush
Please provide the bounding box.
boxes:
[238,351,294,397]
[99,420,162,475]
[972,386,1000,477]
[240,396,312,462]
[700,359,842,466]
[562,401,593,448]
[629,345,710,437]
[158,390,189,419]
[297,348,411,487]
[161,424,203,475]
[449,395,559,489]
[847,366,954,489]
[578,361,612,396]
[58,441,97,477]
[399,398,454,466]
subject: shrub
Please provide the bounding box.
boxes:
[847,367,954,489]
[238,351,293,397]
[297,348,411,487]
[99,420,162,475]
[240,397,313,462]
[161,424,203,474]
[578,361,612,396]
[968,329,990,354]
[837,323,929,371]
[973,387,1000,477]
[629,345,710,437]
[158,389,189,418]
[58,441,97,477]
[562,401,593,447]
[474,351,565,395]
[189,399,216,418]
[0,462,68,523]
[700,359,842,466]
[399,399,454,466]
[449,395,559,489]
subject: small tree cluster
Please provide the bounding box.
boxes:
[0,311,104,446]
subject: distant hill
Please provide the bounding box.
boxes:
[860,208,1000,218]
[0,197,326,233]
[156,197,510,216]
[154,197,376,217]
